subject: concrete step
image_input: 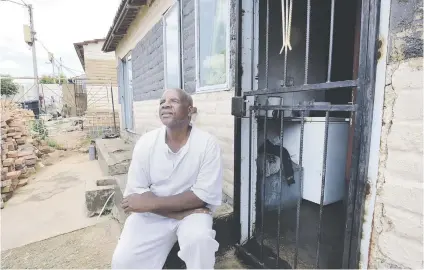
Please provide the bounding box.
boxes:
[95,138,133,176]
[111,174,129,224]
[85,176,116,217]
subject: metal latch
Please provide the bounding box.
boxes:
[231,96,245,118]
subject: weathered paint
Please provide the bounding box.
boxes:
[366,0,423,265]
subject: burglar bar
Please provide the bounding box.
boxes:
[327,0,336,82]
[265,0,270,89]
[293,111,305,268]
[304,0,311,84]
[261,0,270,256]
[248,111,253,240]
[250,104,356,112]
[246,105,355,268]
[315,111,330,267]
[283,47,289,87]
[260,109,268,262]
[245,79,358,96]
[276,111,285,267]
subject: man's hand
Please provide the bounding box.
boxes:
[121,192,157,214]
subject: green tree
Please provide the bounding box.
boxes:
[0,75,19,97]
[39,73,67,84]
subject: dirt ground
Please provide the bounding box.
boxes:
[1,218,121,269]
[44,117,91,151]
[1,152,110,250]
[1,151,121,269]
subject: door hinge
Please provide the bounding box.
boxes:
[231,96,245,118]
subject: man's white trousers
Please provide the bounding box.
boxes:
[111,212,219,269]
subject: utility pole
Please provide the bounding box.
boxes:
[1,0,40,100]
[28,4,40,99]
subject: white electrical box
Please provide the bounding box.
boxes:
[23,24,32,45]
[282,117,350,205]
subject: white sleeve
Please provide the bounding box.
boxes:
[123,136,151,197]
[191,137,223,206]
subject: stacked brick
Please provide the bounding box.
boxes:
[0,102,47,203]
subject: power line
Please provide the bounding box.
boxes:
[36,39,85,76]
[37,39,50,54]
[0,0,26,7]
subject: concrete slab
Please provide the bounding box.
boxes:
[111,174,128,224]
[0,153,109,251]
[85,176,115,217]
[95,138,133,176]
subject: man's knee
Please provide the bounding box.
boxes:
[178,224,219,253]
[184,227,216,245]
[177,224,219,268]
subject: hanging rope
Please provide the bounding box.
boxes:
[280,0,293,54]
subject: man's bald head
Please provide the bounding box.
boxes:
[164,88,193,107]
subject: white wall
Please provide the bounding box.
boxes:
[84,42,116,61]
[369,57,423,269]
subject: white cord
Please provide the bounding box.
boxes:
[280,0,293,54]
[97,191,115,222]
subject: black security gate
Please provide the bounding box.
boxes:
[232,0,380,268]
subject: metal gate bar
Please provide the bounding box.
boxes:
[293,111,305,268]
[245,103,356,269]
[260,109,267,262]
[327,0,335,82]
[276,110,287,267]
[304,0,311,84]
[315,111,330,267]
[245,80,358,96]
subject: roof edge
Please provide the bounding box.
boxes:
[102,0,148,52]
[73,38,106,71]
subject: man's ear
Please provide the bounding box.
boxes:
[188,106,197,116]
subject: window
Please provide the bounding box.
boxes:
[195,0,230,91]
[163,3,181,89]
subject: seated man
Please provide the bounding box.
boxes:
[111,88,223,269]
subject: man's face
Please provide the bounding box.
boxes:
[159,89,190,128]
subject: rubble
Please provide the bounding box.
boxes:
[1,100,54,205]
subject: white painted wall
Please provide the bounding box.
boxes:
[84,42,116,61]
[369,57,423,269]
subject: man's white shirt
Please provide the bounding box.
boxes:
[124,125,223,212]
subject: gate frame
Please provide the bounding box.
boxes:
[232,0,381,268]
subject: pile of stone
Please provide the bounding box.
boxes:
[1,101,53,203]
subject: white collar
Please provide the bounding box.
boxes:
[160,125,194,155]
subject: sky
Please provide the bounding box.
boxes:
[0,0,121,79]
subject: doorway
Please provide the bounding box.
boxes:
[235,0,379,268]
